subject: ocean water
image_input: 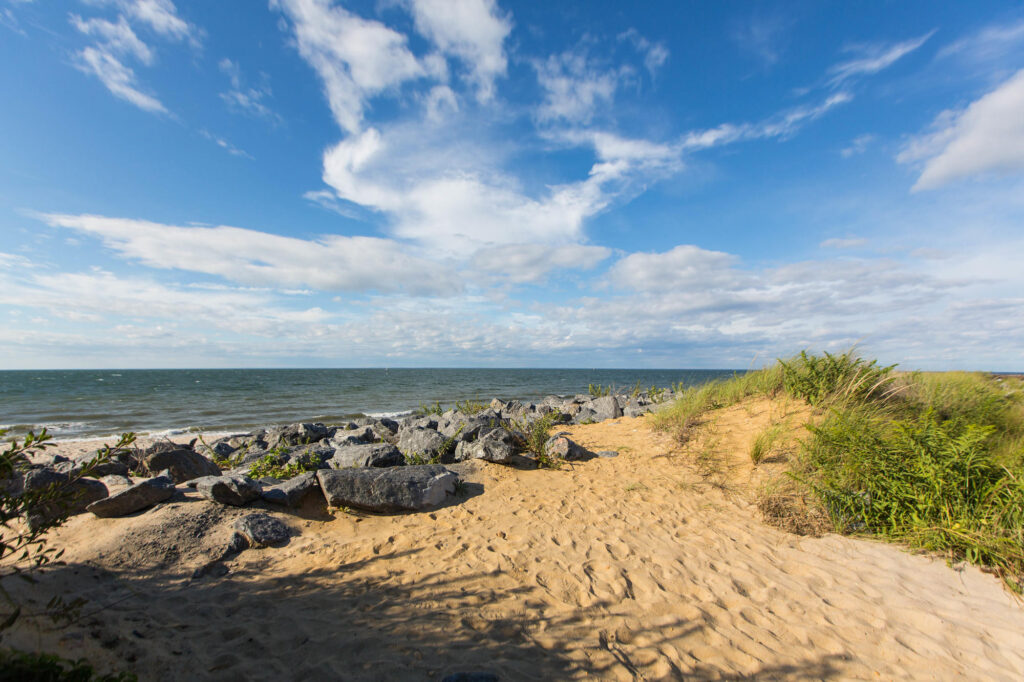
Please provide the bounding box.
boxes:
[0,368,740,440]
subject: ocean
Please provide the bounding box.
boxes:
[0,368,740,441]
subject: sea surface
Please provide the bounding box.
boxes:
[0,368,740,440]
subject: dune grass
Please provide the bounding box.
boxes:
[654,350,1024,590]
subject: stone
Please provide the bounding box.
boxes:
[233,513,291,546]
[194,475,262,506]
[329,443,404,468]
[573,407,598,424]
[441,674,499,682]
[143,447,221,483]
[101,474,133,487]
[329,425,377,446]
[20,468,110,528]
[260,472,319,507]
[397,427,449,461]
[265,422,329,449]
[590,395,623,421]
[86,475,173,518]
[316,465,459,513]
[596,450,619,458]
[54,456,130,479]
[458,428,517,464]
[544,435,595,462]
[438,415,491,442]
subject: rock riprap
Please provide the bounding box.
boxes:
[194,475,262,506]
[87,473,175,518]
[317,465,459,512]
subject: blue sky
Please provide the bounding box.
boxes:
[2,1,1024,370]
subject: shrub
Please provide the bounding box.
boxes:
[454,399,486,414]
[247,446,324,480]
[588,384,611,398]
[0,648,136,681]
[511,411,564,469]
[416,401,445,416]
[778,349,895,406]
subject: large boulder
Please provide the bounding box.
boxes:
[233,513,291,547]
[438,415,491,442]
[457,428,517,464]
[264,423,329,449]
[143,447,221,483]
[316,465,459,512]
[22,468,110,528]
[397,427,449,462]
[328,425,377,447]
[590,395,623,421]
[194,475,262,506]
[544,434,595,462]
[329,443,403,468]
[260,472,319,507]
[86,474,173,518]
[53,455,130,479]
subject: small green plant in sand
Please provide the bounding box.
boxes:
[749,422,789,465]
[511,410,564,469]
[653,349,1024,590]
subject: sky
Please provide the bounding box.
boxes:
[1,1,1024,370]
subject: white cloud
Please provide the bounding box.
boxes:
[820,237,867,249]
[272,0,427,134]
[218,58,280,123]
[840,133,875,158]
[199,129,253,159]
[609,245,739,292]
[405,0,511,102]
[618,28,669,77]
[938,19,1024,66]
[470,243,611,284]
[92,0,196,44]
[73,45,167,113]
[534,50,622,124]
[37,213,461,296]
[71,14,153,63]
[900,69,1024,190]
[827,31,935,86]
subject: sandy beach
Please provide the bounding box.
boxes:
[5,407,1023,681]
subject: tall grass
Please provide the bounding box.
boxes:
[655,350,1024,589]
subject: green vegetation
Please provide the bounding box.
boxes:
[454,399,487,414]
[654,350,1024,590]
[0,648,136,681]
[511,410,564,469]
[587,383,611,397]
[416,400,445,416]
[247,446,324,480]
[402,451,440,465]
[749,422,788,465]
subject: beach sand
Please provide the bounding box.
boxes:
[5,407,1024,680]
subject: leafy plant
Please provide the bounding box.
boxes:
[510,411,564,469]
[1,429,135,630]
[416,401,445,416]
[778,349,896,407]
[246,447,324,480]
[454,399,486,414]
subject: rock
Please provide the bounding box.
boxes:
[194,475,262,506]
[316,465,459,512]
[265,422,329,449]
[397,427,449,462]
[441,674,499,682]
[54,456,130,479]
[458,428,517,464]
[544,435,595,462]
[402,415,439,431]
[329,425,377,446]
[573,407,598,424]
[101,474,133,487]
[329,443,404,468]
[198,438,238,459]
[233,513,291,547]
[596,450,619,458]
[86,475,173,518]
[438,415,491,442]
[260,472,319,507]
[143,447,221,483]
[590,395,623,421]
[19,468,110,528]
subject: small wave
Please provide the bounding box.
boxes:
[365,410,413,419]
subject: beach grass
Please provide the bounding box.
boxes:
[654,350,1024,590]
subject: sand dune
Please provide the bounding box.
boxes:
[6,414,1024,680]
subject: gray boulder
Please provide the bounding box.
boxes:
[194,475,262,506]
[265,422,329,449]
[573,407,598,424]
[143,447,221,483]
[544,434,595,462]
[260,472,319,507]
[329,443,403,468]
[438,415,491,442]
[54,455,130,479]
[397,427,449,462]
[590,395,623,421]
[457,428,517,464]
[86,474,173,518]
[329,425,377,446]
[19,468,110,528]
[316,465,459,512]
[233,513,291,546]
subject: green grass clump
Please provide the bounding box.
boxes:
[750,422,788,465]
[588,384,611,397]
[416,401,445,416]
[454,399,487,414]
[247,447,324,480]
[653,350,1024,590]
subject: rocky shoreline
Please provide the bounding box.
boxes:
[15,389,674,573]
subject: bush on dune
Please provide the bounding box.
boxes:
[655,350,1024,590]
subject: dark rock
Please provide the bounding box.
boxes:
[329,425,377,446]
[458,428,517,464]
[441,674,499,682]
[101,474,133,487]
[265,422,330,449]
[19,468,110,528]
[54,455,130,479]
[194,475,262,506]
[596,450,619,458]
[397,427,449,461]
[438,415,491,442]
[573,407,598,424]
[86,475,173,518]
[329,443,404,468]
[261,472,319,507]
[199,439,238,459]
[143,440,188,457]
[544,435,595,462]
[590,395,623,421]
[143,447,221,483]
[233,513,291,546]
[316,465,459,512]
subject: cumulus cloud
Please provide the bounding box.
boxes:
[470,243,611,284]
[272,0,427,134]
[900,69,1024,190]
[405,0,511,102]
[827,31,935,87]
